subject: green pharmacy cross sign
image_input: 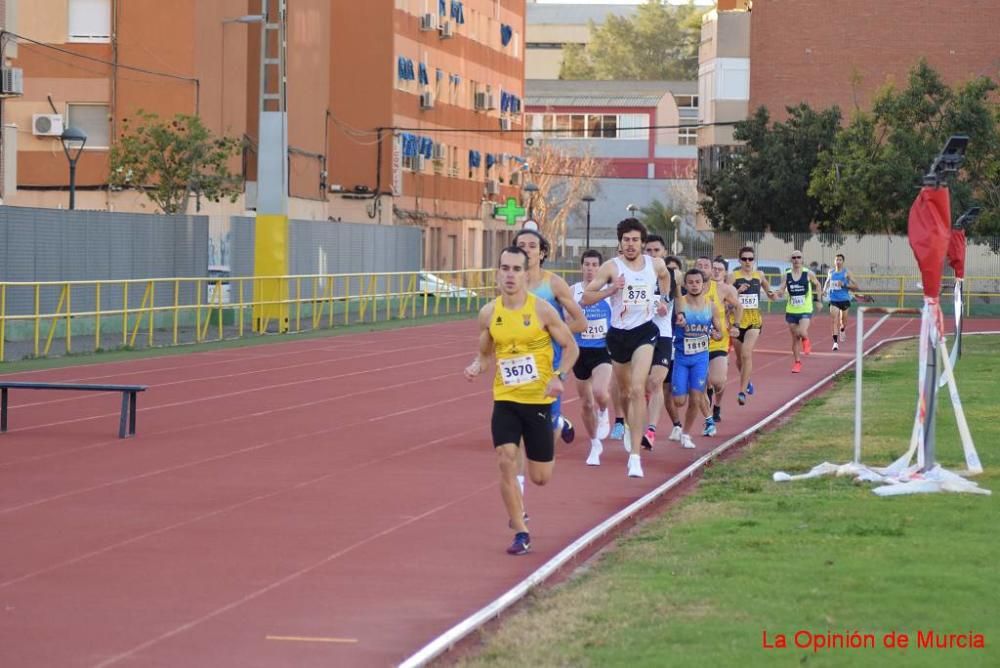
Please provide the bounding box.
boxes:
[494,197,526,226]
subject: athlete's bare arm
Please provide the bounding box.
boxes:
[537,299,580,397]
[582,260,623,306]
[549,273,586,334]
[464,302,495,380]
[710,301,724,340]
[720,282,743,331]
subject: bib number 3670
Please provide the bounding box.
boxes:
[499,354,539,386]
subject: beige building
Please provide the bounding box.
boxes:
[526,2,637,80]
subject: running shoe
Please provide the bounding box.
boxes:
[641,427,656,451]
[560,417,575,444]
[832,342,840,351]
[610,421,625,441]
[669,425,682,441]
[627,454,644,478]
[596,408,611,440]
[747,381,755,395]
[792,360,802,373]
[681,434,696,449]
[803,338,812,355]
[703,418,717,437]
[506,532,531,555]
[586,440,603,466]
[737,391,747,406]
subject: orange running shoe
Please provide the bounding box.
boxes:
[792,360,802,373]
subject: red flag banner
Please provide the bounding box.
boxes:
[908,187,951,298]
[947,228,967,279]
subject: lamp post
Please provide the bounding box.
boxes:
[522,182,539,221]
[581,194,595,250]
[221,14,266,131]
[60,126,87,210]
[670,214,682,255]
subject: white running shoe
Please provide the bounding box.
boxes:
[681,434,696,449]
[596,408,611,440]
[622,423,632,453]
[586,439,603,466]
[669,425,683,441]
[627,453,644,478]
[833,342,840,351]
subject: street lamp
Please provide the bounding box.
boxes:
[60,126,87,210]
[626,203,638,217]
[523,182,539,221]
[670,214,682,255]
[581,194,595,250]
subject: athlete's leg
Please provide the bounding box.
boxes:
[740,328,761,392]
[625,344,655,456]
[497,443,527,533]
[708,355,728,407]
[575,376,598,439]
[592,363,612,413]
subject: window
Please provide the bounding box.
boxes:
[674,95,699,109]
[618,114,649,140]
[69,0,111,42]
[678,127,698,146]
[67,104,110,148]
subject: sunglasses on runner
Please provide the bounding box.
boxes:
[740,256,754,261]
[791,255,803,260]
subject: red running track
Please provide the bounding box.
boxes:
[0,315,996,667]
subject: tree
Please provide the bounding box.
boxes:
[809,61,1000,235]
[700,104,842,238]
[559,1,703,81]
[109,111,244,214]
[523,144,604,256]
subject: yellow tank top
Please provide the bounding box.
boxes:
[706,280,729,352]
[490,294,555,404]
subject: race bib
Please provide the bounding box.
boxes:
[739,293,760,309]
[790,294,807,307]
[683,335,709,355]
[830,280,843,291]
[582,318,608,340]
[624,281,650,307]
[499,354,539,386]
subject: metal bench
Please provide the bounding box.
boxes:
[0,381,148,439]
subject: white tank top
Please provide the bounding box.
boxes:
[610,255,658,330]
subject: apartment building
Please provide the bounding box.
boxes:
[0,0,527,270]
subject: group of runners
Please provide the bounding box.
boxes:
[465,218,863,555]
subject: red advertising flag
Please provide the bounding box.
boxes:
[947,228,967,279]
[907,187,951,298]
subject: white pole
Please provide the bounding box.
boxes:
[853,307,864,463]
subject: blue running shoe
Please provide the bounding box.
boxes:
[703,417,717,437]
[610,421,625,440]
[560,417,575,444]
[507,532,531,555]
[747,381,755,395]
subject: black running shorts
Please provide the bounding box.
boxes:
[831,300,851,311]
[606,321,659,364]
[491,401,554,463]
[573,347,611,381]
[651,336,673,369]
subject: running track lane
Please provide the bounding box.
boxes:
[0,316,995,667]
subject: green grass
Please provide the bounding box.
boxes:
[456,337,999,668]
[0,310,475,373]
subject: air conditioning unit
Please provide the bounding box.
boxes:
[499,117,512,131]
[32,114,64,137]
[474,92,488,111]
[419,92,434,110]
[485,93,497,111]
[420,13,438,31]
[412,154,426,171]
[431,143,447,161]
[485,179,500,195]
[0,67,24,96]
[439,21,454,38]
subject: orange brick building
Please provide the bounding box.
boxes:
[748,0,1000,119]
[1,0,526,270]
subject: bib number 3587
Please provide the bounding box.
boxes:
[500,354,539,386]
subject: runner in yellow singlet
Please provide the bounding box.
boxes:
[728,246,777,405]
[464,246,578,556]
[704,257,742,433]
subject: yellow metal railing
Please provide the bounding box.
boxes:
[2,270,998,363]
[0,270,497,363]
